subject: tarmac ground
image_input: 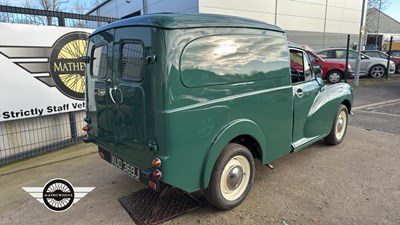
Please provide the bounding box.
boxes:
[1,76,400,225]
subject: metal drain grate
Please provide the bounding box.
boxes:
[119,187,202,225]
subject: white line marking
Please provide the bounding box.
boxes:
[354,109,400,117]
[353,99,400,110]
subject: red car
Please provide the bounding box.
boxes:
[307,50,354,84]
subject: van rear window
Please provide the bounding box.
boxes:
[91,45,107,78]
[121,41,144,81]
[180,34,288,87]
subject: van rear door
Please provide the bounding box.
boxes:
[86,27,155,168]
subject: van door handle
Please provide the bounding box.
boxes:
[109,86,123,104]
[295,89,303,98]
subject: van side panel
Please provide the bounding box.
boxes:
[159,28,293,192]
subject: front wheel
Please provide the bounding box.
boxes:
[324,105,349,145]
[204,143,255,210]
[369,65,385,78]
[397,64,400,74]
[326,70,343,84]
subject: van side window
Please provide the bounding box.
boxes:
[290,50,304,83]
[180,34,288,87]
[91,45,107,78]
[121,41,144,81]
[303,52,313,80]
[290,49,313,84]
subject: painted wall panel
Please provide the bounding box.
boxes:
[276,0,326,19]
[199,6,276,24]
[327,0,362,10]
[277,15,325,32]
[90,0,142,17]
[147,0,198,14]
[200,0,276,15]
[286,30,359,50]
[325,20,359,34]
[325,6,361,23]
[90,0,365,48]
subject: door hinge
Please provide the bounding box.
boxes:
[146,54,157,65]
[148,142,158,152]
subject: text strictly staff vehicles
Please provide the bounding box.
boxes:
[83,13,353,209]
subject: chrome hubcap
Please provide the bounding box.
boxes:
[335,111,347,140]
[227,166,243,190]
[329,72,341,83]
[220,155,251,201]
[337,117,344,133]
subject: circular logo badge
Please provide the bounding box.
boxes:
[50,32,89,100]
[42,178,75,212]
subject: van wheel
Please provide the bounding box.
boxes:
[204,143,255,210]
[324,105,349,145]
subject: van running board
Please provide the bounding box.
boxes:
[119,186,203,225]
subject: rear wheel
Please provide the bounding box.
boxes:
[397,64,400,74]
[325,105,349,145]
[326,70,342,84]
[369,65,385,78]
[204,143,255,210]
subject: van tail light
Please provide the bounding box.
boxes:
[152,170,162,180]
[152,158,161,168]
[149,181,157,190]
[82,126,88,132]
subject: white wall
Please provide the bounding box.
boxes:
[90,0,363,36]
[199,0,363,35]
[146,0,198,14]
[199,0,276,25]
[89,0,365,49]
[324,0,363,34]
[89,0,143,18]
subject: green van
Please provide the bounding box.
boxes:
[83,13,353,209]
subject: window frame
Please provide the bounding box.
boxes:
[290,48,315,84]
[303,51,314,81]
[90,43,108,79]
[119,40,145,82]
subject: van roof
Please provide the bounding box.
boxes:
[92,13,284,35]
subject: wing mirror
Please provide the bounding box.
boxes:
[312,65,323,78]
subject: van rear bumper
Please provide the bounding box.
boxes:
[98,147,162,191]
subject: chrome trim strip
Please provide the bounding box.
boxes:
[292,136,319,149]
[164,85,292,114]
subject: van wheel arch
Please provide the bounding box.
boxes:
[201,119,266,190]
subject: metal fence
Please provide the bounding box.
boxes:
[0,111,86,164]
[0,6,117,165]
[0,5,117,29]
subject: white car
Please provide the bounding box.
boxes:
[316,48,395,78]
